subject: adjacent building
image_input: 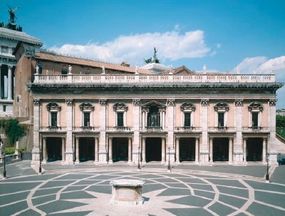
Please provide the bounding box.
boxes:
[14,47,284,166]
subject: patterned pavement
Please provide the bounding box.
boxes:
[1,166,285,216]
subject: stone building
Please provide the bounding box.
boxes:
[0,10,42,117]
[14,48,284,166]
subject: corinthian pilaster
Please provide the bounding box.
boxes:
[65,99,73,164]
[32,99,41,164]
[200,99,209,164]
[99,99,107,163]
[132,99,140,164]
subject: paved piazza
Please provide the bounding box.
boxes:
[1,165,285,216]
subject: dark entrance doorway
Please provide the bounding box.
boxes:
[247,138,263,161]
[79,137,95,162]
[179,138,195,161]
[213,138,229,161]
[146,138,161,162]
[112,138,128,162]
[46,137,62,161]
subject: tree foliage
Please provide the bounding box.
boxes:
[276,115,285,139]
[0,118,26,146]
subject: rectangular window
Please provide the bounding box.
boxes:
[218,112,224,127]
[252,112,259,128]
[1,46,8,54]
[51,112,57,127]
[117,112,124,127]
[184,112,191,127]
[3,105,6,112]
[83,112,90,127]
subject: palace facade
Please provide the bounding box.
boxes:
[14,48,284,166]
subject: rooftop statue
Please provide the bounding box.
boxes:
[144,47,160,64]
[8,7,17,24]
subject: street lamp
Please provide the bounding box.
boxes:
[39,142,42,174]
[3,152,6,178]
[0,136,6,178]
[167,147,171,172]
[137,146,141,170]
[265,153,269,183]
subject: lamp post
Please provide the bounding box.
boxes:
[137,146,141,170]
[167,147,171,172]
[265,153,269,183]
[0,137,6,178]
[3,152,6,178]
[39,141,42,174]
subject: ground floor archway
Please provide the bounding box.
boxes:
[179,138,195,162]
[79,137,95,162]
[247,138,263,161]
[112,138,128,162]
[146,138,162,162]
[46,137,62,162]
[213,138,229,161]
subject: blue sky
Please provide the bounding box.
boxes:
[1,0,285,107]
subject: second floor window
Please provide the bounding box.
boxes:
[218,112,225,127]
[117,112,124,127]
[252,112,259,128]
[147,106,160,127]
[51,112,57,127]
[184,112,191,127]
[83,112,90,127]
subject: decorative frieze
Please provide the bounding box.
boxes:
[235,99,243,107]
[268,99,277,106]
[201,99,209,106]
[214,102,229,112]
[248,102,263,112]
[180,102,196,112]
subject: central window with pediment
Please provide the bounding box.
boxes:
[147,106,160,127]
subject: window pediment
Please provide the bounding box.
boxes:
[180,103,196,112]
[214,102,229,112]
[248,102,263,112]
[47,103,61,111]
[80,103,94,112]
[113,103,128,112]
[141,100,166,109]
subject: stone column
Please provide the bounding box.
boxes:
[175,138,180,163]
[268,99,277,164]
[142,137,146,163]
[108,137,113,163]
[43,137,47,163]
[161,138,166,163]
[128,138,132,163]
[75,137,79,163]
[95,138,99,162]
[195,138,199,164]
[200,99,209,164]
[243,138,247,164]
[166,99,175,163]
[61,138,65,162]
[94,138,97,162]
[229,138,233,164]
[132,99,140,164]
[262,138,267,163]
[32,99,41,164]
[0,64,2,99]
[209,138,213,163]
[234,99,243,164]
[65,99,74,164]
[99,99,108,163]
[7,65,12,100]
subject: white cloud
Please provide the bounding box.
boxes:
[49,30,211,65]
[232,56,285,108]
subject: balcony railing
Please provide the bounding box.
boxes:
[242,127,270,132]
[140,126,164,132]
[175,126,202,132]
[40,126,66,132]
[73,126,99,132]
[208,127,235,132]
[34,74,276,84]
[107,126,132,132]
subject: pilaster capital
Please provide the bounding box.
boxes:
[166,99,175,106]
[201,99,209,106]
[33,98,40,106]
[268,99,277,106]
[142,107,149,113]
[65,99,73,106]
[132,99,141,106]
[235,99,243,107]
[99,99,107,105]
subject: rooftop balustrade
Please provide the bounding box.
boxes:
[33,74,276,84]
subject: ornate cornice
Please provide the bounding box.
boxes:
[180,103,196,112]
[47,102,61,111]
[113,103,128,112]
[248,102,263,112]
[80,102,94,111]
[269,99,277,106]
[99,99,107,105]
[201,99,209,106]
[214,102,229,112]
[235,99,243,107]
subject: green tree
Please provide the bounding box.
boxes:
[276,115,285,138]
[0,118,26,146]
